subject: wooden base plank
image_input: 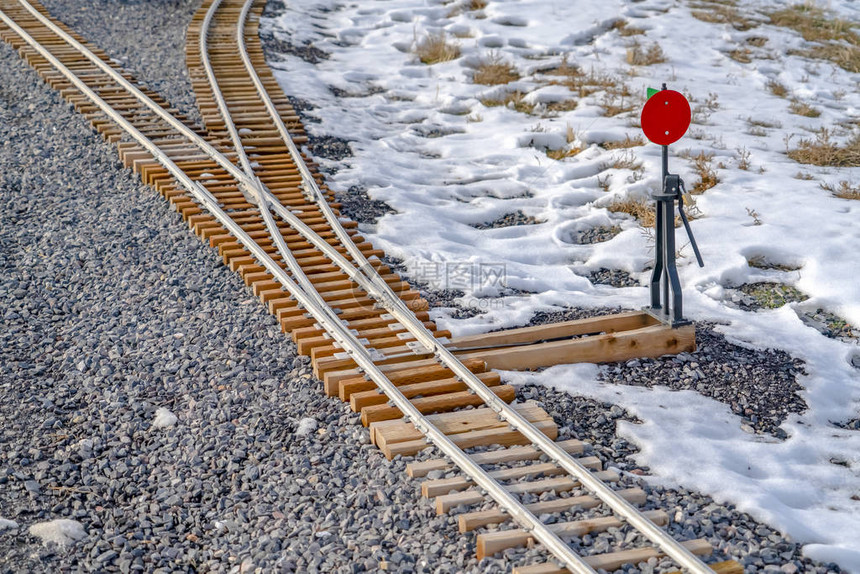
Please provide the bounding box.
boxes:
[435,470,619,514]
[351,371,501,412]
[512,539,712,574]
[479,510,670,560]
[361,385,516,426]
[455,323,696,371]
[421,456,602,498]
[458,488,647,532]
[447,311,657,350]
[371,403,549,447]
[406,438,588,478]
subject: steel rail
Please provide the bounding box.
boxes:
[197,0,333,318]
[231,2,714,572]
[0,9,600,574]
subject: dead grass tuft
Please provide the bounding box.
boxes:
[415,33,460,65]
[770,4,857,44]
[473,54,520,85]
[788,99,821,117]
[607,198,685,228]
[748,117,782,129]
[770,4,860,72]
[479,91,534,114]
[803,43,860,73]
[690,1,758,31]
[546,146,583,161]
[689,151,719,194]
[469,0,487,10]
[602,134,646,150]
[729,48,753,63]
[766,79,788,97]
[601,149,643,172]
[626,42,666,66]
[611,20,645,36]
[820,180,860,199]
[736,147,752,170]
[787,129,860,167]
[607,198,656,228]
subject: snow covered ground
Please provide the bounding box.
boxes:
[263,0,860,569]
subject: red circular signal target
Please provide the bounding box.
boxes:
[641,89,691,146]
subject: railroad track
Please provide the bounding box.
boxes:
[0,0,744,572]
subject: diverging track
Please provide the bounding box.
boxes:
[0,0,743,571]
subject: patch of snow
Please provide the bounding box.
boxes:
[28,519,86,546]
[152,407,178,429]
[295,417,318,437]
[0,518,19,531]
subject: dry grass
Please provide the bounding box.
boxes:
[821,180,860,199]
[543,99,578,114]
[689,151,719,194]
[736,147,752,170]
[473,54,520,85]
[770,4,860,72]
[770,4,857,44]
[601,83,641,117]
[601,149,643,172]
[728,48,753,63]
[787,128,860,167]
[746,36,768,47]
[794,171,815,180]
[546,147,583,161]
[415,33,460,64]
[607,198,656,228]
[469,0,487,10]
[690,1,758,31]
[626,42,666,66]
[766,79,788,97]
[543,59,638,117]
[788,99,821,117]
[607,198,685,228]
[602,134,646,150]
[802,43,860,73]
[479,90,534,114]
[748,117,782,129]
[611,20,645,36]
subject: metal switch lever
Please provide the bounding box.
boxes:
[666,175,704,268]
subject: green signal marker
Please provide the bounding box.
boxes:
[646,87,660,100]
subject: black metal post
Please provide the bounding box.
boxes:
[644,83,703,327]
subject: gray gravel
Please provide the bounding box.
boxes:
[521,308,807,437]
[587,268,640,288]
[471,211,541,230]
[38,0,203,127]
[572,225,621,245]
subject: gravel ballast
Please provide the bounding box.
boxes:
[0,1,842,573]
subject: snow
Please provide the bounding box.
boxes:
[28,519,86,546]
[152,407,177,429]
[264,0,860,569]
[0,518,18,531]
[296,417,318,437]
